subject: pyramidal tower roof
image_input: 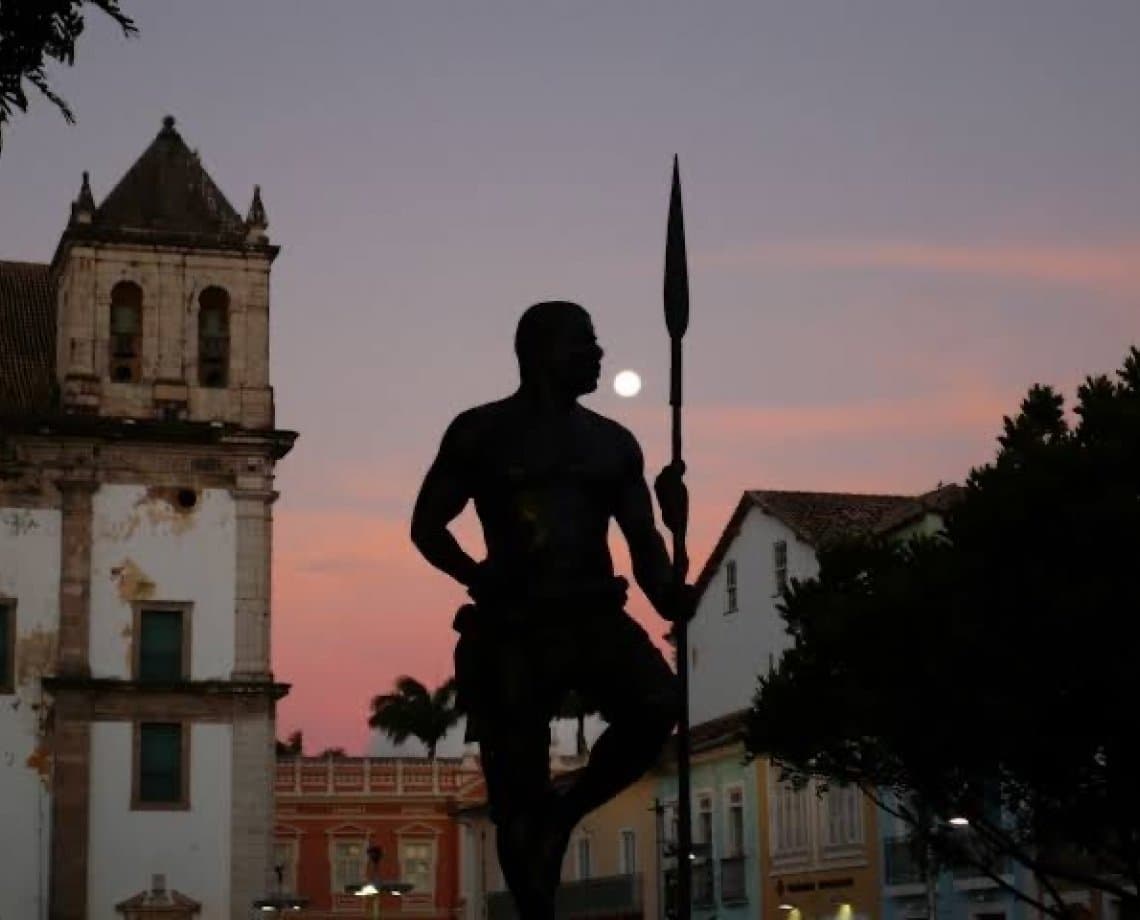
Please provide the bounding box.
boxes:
[63,115,271,254]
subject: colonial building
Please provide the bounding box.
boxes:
[0,116,295,918]
[273,755,484,918]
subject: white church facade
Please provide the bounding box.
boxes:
[0,116,296,919]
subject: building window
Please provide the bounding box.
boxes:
[134,605,189,682]
[272,840,297,895]
[619,829,637,875]
[331,840,366,894]
[133,722,188,809]
[725,560,738,613]
[400,840,435,897]
[198,287,230,388]
[576,835,592,880]
[725,786,745,856]
[696,792,714,850]
[663,800,678,849]
[822,784,864,849]
[109,281,142,383]
[773,540,788,596]
[772,779,810,858]
[0,599,14,694]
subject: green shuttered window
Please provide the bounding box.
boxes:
[139,723,183,804]
[138,609,184,681]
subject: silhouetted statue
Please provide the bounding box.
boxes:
[412,301,693,918]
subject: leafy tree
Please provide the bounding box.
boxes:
[368,676,461,760]
[747,348,1140,917]
[316,746,348,759]
[275,729,303,758]
[0,0,136,153]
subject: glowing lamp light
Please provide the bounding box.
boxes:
[949,816,970,826]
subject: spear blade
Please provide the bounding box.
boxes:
[664,155,690,344]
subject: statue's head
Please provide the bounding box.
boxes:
[515,301,603,397]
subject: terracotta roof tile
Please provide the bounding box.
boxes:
[0,260,56,415]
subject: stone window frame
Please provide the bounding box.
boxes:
[131,601,193,683]
[197,286,231,389]
[0,596,15,694]
[131,720,191,811]
[272,836,300,896]
[109,280,144,384]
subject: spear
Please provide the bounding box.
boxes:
[663,154,693,920]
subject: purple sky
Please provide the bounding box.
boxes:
[2,1,1138,752]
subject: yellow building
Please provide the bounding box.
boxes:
[757,758,882,920]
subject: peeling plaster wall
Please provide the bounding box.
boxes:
[88,720,232,917]
[90,484,236,679]
[0,505,60,920]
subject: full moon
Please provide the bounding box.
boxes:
[613,370,642,397]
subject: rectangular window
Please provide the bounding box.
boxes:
[822,784,864,849]
[663,801,679,849]
[619,829,637,875]
[696,792,714,850]
[400,840,434,896]
[0,600,14,694]
[725,559,738,613]
[774,540,788,596]
[576,836,592,880]
[332,840,365,894]
[136,607,187,682]
[772,779,809,857]
[134,722,187,809]
[726,787,745,856]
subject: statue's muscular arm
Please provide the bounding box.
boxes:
[612,429,680,620]
[411,412,483,590]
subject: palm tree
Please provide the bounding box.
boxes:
[367,676,461,760]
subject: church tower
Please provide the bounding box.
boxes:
[0,117,296,919]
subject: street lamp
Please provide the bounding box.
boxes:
[346,845,413,920]
[252,863,308,915]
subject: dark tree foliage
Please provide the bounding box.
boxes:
[0,0,136,153]
[275,730,303,758]
[748,348,1140,915]
[368,676,461,760]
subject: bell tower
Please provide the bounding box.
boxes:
[52,115,278,429]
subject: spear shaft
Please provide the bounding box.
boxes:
[664,155,692,920]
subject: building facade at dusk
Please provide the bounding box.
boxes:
[274,754,484,917]
[0,116,294,918]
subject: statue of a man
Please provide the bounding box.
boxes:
[412,301,692,918]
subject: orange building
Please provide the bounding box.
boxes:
[273,755,484,918]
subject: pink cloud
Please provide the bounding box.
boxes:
[700,239,1140,293]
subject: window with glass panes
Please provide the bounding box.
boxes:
[332,840,365,894]
[619,829,637,875]
[576,836,592,879]
[109,281,142,383]
[137,607,185,681]
[772,780,809,856]
[823,784,863,848]
[774,540,788,596]
[198,287,230,388]
[400,840,434,896]
[136,722,184,806]
[0,600,14,693]
[696,792,714,848]
[272,841,296,894]
[726,787,745,856]
[725,560,738,613]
